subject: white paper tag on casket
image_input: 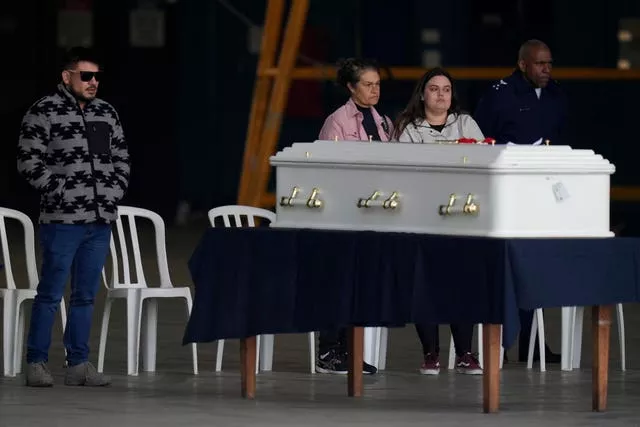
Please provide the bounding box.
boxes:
[552,182,570,202]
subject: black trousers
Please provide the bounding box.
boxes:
[415,323,475,357]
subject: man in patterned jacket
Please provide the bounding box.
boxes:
[17,47,129,387]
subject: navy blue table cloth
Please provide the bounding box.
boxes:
[183,227,640,349]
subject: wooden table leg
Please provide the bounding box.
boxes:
[348,326,364,397]
[482,324,501,413]
[240,336,257,399]
[592,305,612,412]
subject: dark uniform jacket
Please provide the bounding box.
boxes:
[474,70,568,146]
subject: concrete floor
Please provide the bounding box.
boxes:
[1,218,640,426]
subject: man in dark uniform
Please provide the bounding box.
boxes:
[474,39,564,363]
[475,39,568,146]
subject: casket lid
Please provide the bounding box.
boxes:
[269,140,615,174]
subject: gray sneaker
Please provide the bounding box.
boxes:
[64,362,111,387]
[26,362,54,387]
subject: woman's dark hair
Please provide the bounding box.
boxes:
[392,67,461,140]
[336,57,380,92]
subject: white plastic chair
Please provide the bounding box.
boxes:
[0,207,67,377]
[364,327,387,370]
[207,205,304,373]
[527,305,625,372]
[569,304,625,371]
[528,307,588,372]
[527,308,547,371]
[97,206,198,376]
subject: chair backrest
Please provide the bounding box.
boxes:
[0,207,39,290]
[207,205,276,228]
[104,205,173,290]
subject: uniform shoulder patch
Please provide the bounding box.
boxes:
[491,79,508,91]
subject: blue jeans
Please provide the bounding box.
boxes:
[27,223,112,366]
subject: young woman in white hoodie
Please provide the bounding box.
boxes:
[393,67,485,144]
[392,67,483,375]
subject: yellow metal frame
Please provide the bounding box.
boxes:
[238,0,640,208]
[263,66,640,80]
[237,0,309,207]
[236,0,286,207]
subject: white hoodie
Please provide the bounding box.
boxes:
[396,113,485,143]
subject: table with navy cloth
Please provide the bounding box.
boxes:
[182,227,640,413]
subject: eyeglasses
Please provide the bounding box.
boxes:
[67,70,102,82]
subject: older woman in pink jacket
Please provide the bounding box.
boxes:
[318,58,393,142]
[315,58,389,377]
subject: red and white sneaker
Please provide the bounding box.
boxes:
[419,353,440,375]
[455,352,483,375]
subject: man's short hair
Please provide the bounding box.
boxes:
[518,39,550,61]
[61,46,102,71]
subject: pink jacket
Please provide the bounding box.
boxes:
[318,98,393,141]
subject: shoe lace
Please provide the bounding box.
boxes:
[328,352,347,368]
[85,362,102,377]
[424,352,439,363]
[332,348,348,361]
[36,362,51,375]
[459,352,480,365]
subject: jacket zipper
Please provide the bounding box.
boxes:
[78,106,102,221]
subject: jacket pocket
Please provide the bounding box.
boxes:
[86,121,111,155]
[105,173,125,203]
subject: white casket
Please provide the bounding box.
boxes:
[269,140,616,238]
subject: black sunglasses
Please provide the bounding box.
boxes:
[68,70,102,82]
